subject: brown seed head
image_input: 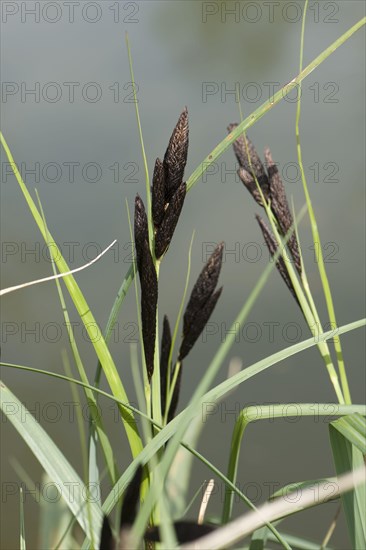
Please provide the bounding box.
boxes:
[256,214,300,305]
[228,123,270,205]
[155,181,186,259]
[164,107,189,202]
[264,148,302,274]
[180,243,224,360]
[151,157,166,227]
[134,195,158,381]
[160,315,172,418]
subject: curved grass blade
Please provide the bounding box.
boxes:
[36,193,117,487]
[1,324,363,550]
[329,414,366,548]
[0,133,143,461]
[19,487,26,550]
[0,382,103,544]
[90,17,366,405]
[295,0,351,404]
[126,314,365,545]
[186,17,365,193]
[180,468,366,550]
[222,404,366,524]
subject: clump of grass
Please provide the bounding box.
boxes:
[1,9,365,550]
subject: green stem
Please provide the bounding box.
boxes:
[295,0,351,405]
[151,260,162,426]
[163,360,182,426]
[222,403,366,523]
[0,132,143,461]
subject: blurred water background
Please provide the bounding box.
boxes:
[1,1,365,548]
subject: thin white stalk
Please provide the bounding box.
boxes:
[181,467,366,549]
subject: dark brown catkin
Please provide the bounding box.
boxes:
[152,108,189,259]
[120,465,143,527]
[264,148,302,275]
[227,123,270,205]
[99,465,143,550]
[163,107,189,202]
[155,181,186,258]
[256,214,300,305]
[134,195,158,381]
[99,516,114,550]
[160,315,172,419]
[179,243,224,360]
[151,157,166,228]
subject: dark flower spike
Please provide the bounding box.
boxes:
[151,157,166,228]
[160,315,172,418]
[99,516,114,550]
[237,167,268,207]
[155,181,186,259]
[120,464,143,527]
[179,243,224,360]
[163,107,189,202]
[227,123,270,205]
[99,465,143,550]
[264,148,302,275]
[180,287,222,360]
[134,195,158,381]
[256,215,299,305]
[145,520,216,544]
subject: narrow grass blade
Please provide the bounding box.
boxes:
[271,478,337,500]
[19,487,26,550]
[0,132,143,460]
[11,462,74,550]
[186,17,365,193]
[125,33,153,247]
[222,404,365,523]
[0,382,103,544]
[295,0,351,404]
[266,531,335,550]
[93,263,134,387]
[180,468,366,550]
[329,415,366,548]
[71,17,365,441]
[330,414,366,454]
[36,193,116,488]
[1,325,363,550]
[40,473,76,550]
[116,317,365,546]
[249,525,269,550]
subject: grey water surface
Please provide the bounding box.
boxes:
[1,2,365,548]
